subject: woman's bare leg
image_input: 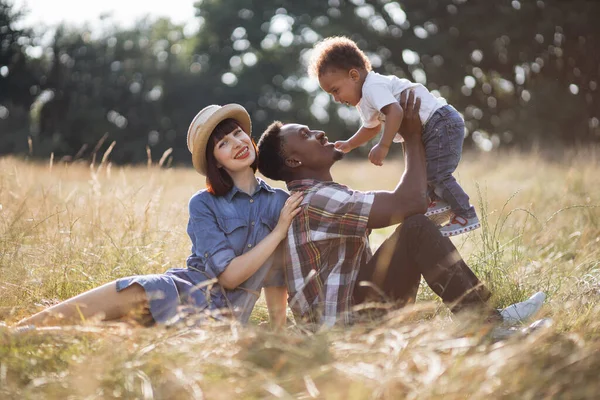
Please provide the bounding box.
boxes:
[17,281,148,326]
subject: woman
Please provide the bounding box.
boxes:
[18,104,301,328]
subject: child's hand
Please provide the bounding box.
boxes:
[334,140,353,153]
[368,143,389,166]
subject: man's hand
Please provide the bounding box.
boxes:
[334,140,353,153]
[367,89,427,229]
[368,143,389,166]
[398,90,422,142]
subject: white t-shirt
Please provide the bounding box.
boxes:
[357,71,447,131]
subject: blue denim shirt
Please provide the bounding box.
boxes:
[186,178,288,323]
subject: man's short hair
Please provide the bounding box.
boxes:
[257,121,287,181]
[308,36,372,78]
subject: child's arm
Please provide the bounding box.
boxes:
[335,124,381,153]
[368,103,404,166]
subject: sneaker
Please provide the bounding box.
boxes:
[491,318,552,341]
[521,317,552,334]
[500,292,546,325]
[425,200,452,217]
[439,214,481,237]
[0,323,36,335]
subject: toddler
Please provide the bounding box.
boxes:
[309,36,480,237]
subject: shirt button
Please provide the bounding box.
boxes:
[204,252,208,257]
[251,221,255,226]
[249,199,254,203]
[247,244,252,248]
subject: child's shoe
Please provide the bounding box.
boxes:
[439,214,481,237]
[425,200,451,217]
[425,200,453,225]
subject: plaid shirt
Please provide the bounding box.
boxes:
[285,179,374,327]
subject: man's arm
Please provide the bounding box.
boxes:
[367,90,428,229]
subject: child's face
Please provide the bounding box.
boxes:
[318,69,362,107]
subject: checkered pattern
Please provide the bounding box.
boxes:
[285,179,374,327]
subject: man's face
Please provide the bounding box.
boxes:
[318,69,362,107]
[280,123,344,171]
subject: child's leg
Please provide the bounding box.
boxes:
[423,107,475,218]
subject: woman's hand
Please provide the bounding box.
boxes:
[273,192,303,240]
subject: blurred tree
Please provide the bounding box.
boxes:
[27,18,195,163]
[187,0,321,141]
[0,0,38,153]
[279,0,600,149]
[0,0,36,106]
[1,0,599,163]
[189,0,600,153]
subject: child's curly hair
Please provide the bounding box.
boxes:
[308,36,372,78]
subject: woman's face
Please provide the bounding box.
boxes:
[213,126,256,174]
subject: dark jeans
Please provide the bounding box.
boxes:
[423,105,476,219]
[353,214,496,317]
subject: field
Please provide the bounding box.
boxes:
[1,148,599,399]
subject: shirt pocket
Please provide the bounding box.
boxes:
[260,216,276,232]
[216,217,249,255]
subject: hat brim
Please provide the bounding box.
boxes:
[190,104,252,176]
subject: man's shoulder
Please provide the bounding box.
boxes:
[305,182,371,211]
[303,181,353,196]
[289,180,368,203]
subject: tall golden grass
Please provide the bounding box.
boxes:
[1,149,599,399]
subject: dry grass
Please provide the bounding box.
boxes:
[1,149,599,399]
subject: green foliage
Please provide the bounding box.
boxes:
[1,0,599,163]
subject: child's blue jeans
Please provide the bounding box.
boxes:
[422,105,476,219]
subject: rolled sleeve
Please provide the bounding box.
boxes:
[188,203,237,278]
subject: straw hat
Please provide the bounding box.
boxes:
[187,104,252,176]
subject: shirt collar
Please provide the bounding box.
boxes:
[287,179,325,192]
[257,177,276,193]
[224,177,275,202]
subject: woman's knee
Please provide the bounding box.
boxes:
[118,282,148,306]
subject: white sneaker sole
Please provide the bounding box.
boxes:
[440,222,481,237]
[429,210,453,226]
[424,205,452,217]
[491,317,552,341]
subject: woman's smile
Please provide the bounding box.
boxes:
[234,146,250,160]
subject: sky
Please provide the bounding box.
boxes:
[13,0,198,29]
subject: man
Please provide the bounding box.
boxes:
[257,91,544,328]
